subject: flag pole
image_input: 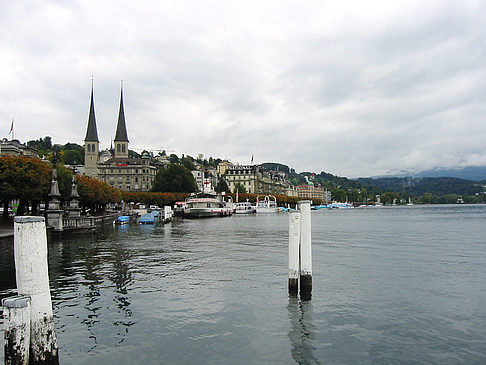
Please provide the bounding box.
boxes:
[8,118,14,140]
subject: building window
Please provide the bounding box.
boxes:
[122,145,126,153]
[117,144,120,153]
[87,144,91,152]
[92,144,95,152]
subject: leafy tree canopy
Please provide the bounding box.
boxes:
[233,182,247,194]
[0,156,51,217]
[152,164,197,193]
[215,176,229,193]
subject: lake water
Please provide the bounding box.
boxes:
[1,205,486,364]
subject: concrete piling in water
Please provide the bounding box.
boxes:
[2,296,31,365]
[298,200,312,300]
[288,212,301,296]
[13,216,59,364]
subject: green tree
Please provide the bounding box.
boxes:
[152,164,197,193]
[56,164,74,202]
[169,154,179,164]
[215,177,229,193]
[63,150,83,165]
[233,182,247,194]
[180,155,196,170]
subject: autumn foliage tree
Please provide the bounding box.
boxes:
[76,175,121,213]
[121,191,189,207]
[0,156,51,217]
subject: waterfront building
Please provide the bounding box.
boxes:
[83,83,157,191]
[225,165,288,195]
[286,182,299,197]
[297,182,327,202]
[0,139,39,158]
[217,160,233,175]
[192,168,218,193]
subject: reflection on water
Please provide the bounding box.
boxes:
[46,225,136,351]
[288,297,319,365]
[2,206,486,364]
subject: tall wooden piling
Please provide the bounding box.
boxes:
[14,216,59,364]
[2,296,31,365]
[298,200,312,300]
[288,212,301,296]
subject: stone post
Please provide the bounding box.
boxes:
[298,200,312,300]
[14,216,59,364]
[288,211,301,296]
[2,296,31,365]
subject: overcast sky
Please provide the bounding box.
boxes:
[1,1,485,178]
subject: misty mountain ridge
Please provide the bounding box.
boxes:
[370,166,486,182]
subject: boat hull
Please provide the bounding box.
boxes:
[234,209,256,214]
[256,207,277,214]
[186,208,231,218]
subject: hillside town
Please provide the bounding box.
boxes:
[1,84,331,203]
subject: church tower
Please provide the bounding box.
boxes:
[84,80,99,178]
[114,84,129,158]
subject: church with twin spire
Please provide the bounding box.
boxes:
[84,82,157,191]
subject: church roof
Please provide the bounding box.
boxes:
[84,83,99,142]
[100,157,145,166]
[114,87,129,142]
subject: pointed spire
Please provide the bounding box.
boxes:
[84,78,99,142]
[114,81,129,142]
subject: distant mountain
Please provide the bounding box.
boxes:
[372,166,486,182]
[415,166,486,181]
[357,176,484,197]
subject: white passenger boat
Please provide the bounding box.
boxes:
[233,201,256,214]
[185,193,232,218]
[173,201,187,216]
[255,195,277,214]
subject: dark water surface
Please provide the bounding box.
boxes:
[1,205,486,364]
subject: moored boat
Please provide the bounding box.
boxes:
[185,193,232,218]
[255,195,277,214]
[233,201,256,214]
[116,215,130,224]
[139,211,158,224]
[311,204,332,210]
[173,201,187,216]
[330,202,354,209]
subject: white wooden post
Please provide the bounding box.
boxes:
[298,200,312,300]
[14,216,59,364]
[2,296,31,365]
[164,206,172,222]
[288,212,301,296]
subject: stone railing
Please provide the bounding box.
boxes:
[63,213,118,228]
[63,217,96,228]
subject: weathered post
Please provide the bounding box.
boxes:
[14,216,59,364]
[298,200,312,300]
[2,296,31,365]
[288,212,301,296]
[164,205,172,222]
